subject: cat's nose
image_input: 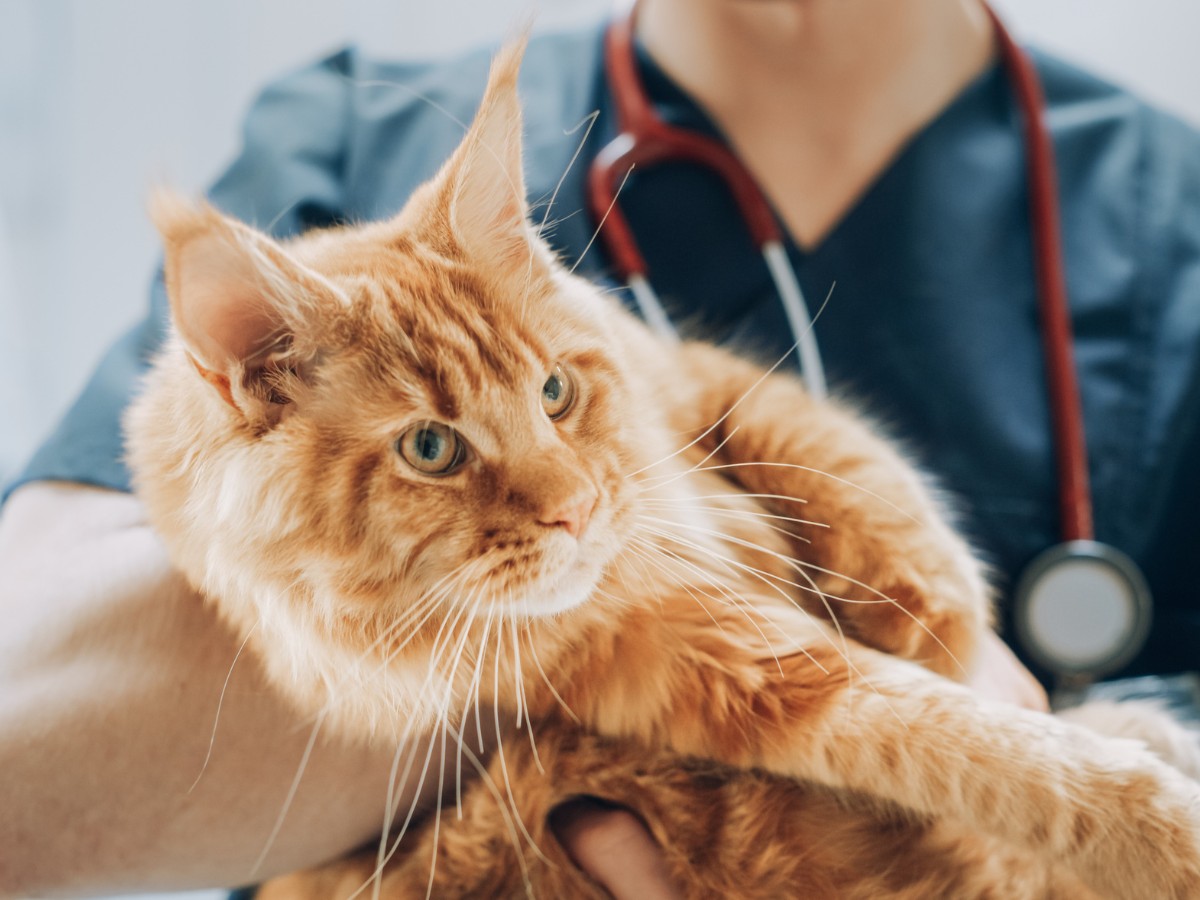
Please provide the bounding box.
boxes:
[538,490,597,539]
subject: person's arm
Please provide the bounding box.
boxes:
[0,482,434,894]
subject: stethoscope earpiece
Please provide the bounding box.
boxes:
[1014,540,1152,683]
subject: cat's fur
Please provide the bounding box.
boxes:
[126,41,1200,898]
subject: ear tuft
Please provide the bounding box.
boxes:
[148,187,208,245]
[484,28,529,98]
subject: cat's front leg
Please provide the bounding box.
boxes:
[672,342,991,681]
[596,613,1200,900]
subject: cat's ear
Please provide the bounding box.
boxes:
[149,191,343,424]
[427,37,532,269]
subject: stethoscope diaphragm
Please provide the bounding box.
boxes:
[1013,540,1152,682]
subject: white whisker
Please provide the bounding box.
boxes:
[569,163,635,275]
[250,709,328,877]
[189,617,260,794]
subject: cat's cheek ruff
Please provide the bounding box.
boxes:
[257,596,448,739]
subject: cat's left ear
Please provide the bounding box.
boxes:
[432,37,533,270]
[149,191,345,424]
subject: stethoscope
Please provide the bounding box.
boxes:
[587,4,1153,692]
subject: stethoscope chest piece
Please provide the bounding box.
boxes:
[1014,540,1152,681]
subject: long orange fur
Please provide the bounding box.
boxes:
[125,41,1200,899]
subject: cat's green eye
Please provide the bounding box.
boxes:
[397,422,466,476]
[541,365,575,420]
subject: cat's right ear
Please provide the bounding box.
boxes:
[149,191,344,425]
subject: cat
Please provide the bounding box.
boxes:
[125,40,1200,899]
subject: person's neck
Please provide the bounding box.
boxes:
[636,0,995,247]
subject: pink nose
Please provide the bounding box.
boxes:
[538,492,597,539]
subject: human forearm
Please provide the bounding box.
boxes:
[0,483,431,896]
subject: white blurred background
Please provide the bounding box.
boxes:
[1,0,1198,487]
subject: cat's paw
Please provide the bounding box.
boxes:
[1059,700,1200,782]
[832,553,988,681]
[1074,755,1200,899]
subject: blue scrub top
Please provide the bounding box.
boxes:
[13,22,1200,681]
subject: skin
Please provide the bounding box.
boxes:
[0,0,1045,896]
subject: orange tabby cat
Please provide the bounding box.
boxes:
[126,41,1200,899]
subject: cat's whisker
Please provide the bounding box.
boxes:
[625,420,740,483]
[250,708,328,878]
[364,729,439,900]
[635,515,949,698]
[631,524,900,720]
[591,585,639,611]
[371,736,417,900]
[627,529,799,645]
[510,617,546,776]
[491,617,549,861]
[364,595,482,896]
[638,512,875,607]
[455,596,496,818]
[444,721,536,900]
[630,521,834,671]
[626,531,797,674]
[534,110,598,244]
[776,546,859,707]
[786,556,969,681]
[646,491,813,507]
[188,616,261,794]
[334,566,479,699]
[470,602,496,756]
[511,616,525,730]
[319,598,448,729]
[641,497,826,531]
[640,500,817,546]
[609,536,670,611]
[568,162,636,276]
[624,535,753,657]
[622,537,784,666]
[365,564,485,683]
[434,587,492,829]
[423,650,469,899]
[622,284,837,482]
[524,621,581,725]
[674,461,922,524]
[416,598,487,849]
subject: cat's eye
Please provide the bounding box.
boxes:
[397,422,466,476]
[541,365,575,420]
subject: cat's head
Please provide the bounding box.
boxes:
[136,41,675,642]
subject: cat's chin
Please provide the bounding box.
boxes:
[487,559,606,620]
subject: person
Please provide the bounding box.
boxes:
[2,0,1197,897]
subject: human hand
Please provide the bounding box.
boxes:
[550,796,682,900]
[967,630,1050,712]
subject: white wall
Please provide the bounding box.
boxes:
[2,0,1198,482]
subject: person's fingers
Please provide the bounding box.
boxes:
[549,796,682,900]
[969,630,1050,712]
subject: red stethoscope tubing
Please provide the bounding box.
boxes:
[588,10,784,281]
[986,7,1092,544]
[588,4,1095,545]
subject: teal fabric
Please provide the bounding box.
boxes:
[10,23,1200,680]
